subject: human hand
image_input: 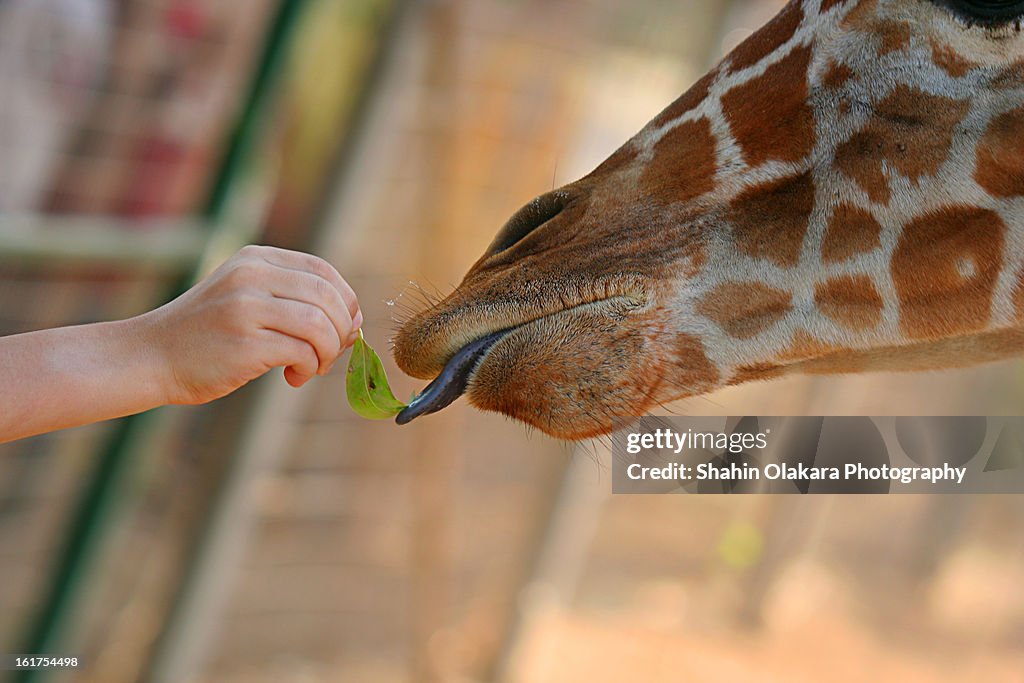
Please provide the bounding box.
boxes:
[141,245,361,405]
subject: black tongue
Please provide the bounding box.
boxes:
[395,329,510,425]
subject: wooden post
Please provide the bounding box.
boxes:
[410,2,464,682]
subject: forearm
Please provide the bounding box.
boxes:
[0,246,360,444]
[0,315,169,444]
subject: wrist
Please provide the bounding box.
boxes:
[117,309,177,408]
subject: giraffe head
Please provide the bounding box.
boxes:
[393,0,1024,439]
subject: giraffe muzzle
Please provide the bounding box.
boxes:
[395,328,514,425]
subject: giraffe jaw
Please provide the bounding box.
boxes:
[393,295,663,438]
[395,328,512,425]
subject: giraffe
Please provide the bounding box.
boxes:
[392,0,1024,439]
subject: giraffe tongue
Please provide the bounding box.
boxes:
[395,329,512,425]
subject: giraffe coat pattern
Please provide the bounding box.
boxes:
[394,0,1024,439]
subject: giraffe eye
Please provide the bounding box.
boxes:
[939,0,1024,23]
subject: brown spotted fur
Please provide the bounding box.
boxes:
[394,0,1024,439]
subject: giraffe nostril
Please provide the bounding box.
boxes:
[488,190,568,255]
[933,0,1024,25]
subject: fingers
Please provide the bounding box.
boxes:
[226,245,363,385]
[264,267,357,350]
[246,245,360,324]
[256,329,319,387]
[258,298,343,376]
[283,365,312,388]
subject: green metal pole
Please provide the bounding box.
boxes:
[145,2,418,680]
[14,2,307,681]
[202,0,308,227]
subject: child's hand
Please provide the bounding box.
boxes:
[142,245,362,405]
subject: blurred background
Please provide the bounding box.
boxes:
[1,0,1023,681]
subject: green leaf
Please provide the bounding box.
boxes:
[347,330,408,419]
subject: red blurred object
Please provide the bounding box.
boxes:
[118,135,187,217]
[165,1,208,41]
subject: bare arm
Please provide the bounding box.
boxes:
[0,245,361,444]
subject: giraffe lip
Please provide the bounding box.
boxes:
[394,295,643,425]
[395,328,514,425]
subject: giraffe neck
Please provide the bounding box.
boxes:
[390,0,1024,439]
[636,0,1024,386]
